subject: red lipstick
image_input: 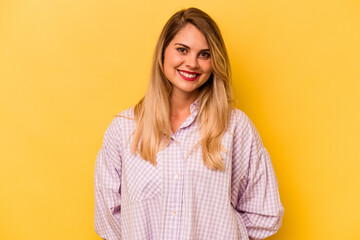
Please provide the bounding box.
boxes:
[177,69,200,81]
[178,69,200,74]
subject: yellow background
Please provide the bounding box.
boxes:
[1,0,359,239]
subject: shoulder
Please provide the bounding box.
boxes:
[104,106,136,138]
[230,107,263,145]
[116,106,135,119]
[112,106,135,125]
[230,107,255,132]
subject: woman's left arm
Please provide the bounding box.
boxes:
[231,111,284,240]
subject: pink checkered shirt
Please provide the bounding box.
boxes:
[94,100,284,240]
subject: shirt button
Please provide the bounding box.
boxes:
[174,174,179,180]
[172,211,177,215]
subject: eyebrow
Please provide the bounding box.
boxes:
[174,43,210,52]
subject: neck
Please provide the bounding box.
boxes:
[169,90,198,116]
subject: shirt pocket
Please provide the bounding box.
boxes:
[123,151,163,203]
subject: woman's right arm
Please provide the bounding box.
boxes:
[94,118,123,240]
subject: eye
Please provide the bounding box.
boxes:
[199,51,210,59]
[176,48,187,53]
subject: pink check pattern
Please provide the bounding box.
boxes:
[94,100,284,240]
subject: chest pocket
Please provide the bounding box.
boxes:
[123,151,163,203]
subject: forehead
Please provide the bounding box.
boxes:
[170,24,209,49]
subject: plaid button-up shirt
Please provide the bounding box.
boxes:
[94,100,284,240]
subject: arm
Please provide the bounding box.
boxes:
[94,118,122,240]
[231,112,284,240]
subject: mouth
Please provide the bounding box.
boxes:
[177,69,200,81]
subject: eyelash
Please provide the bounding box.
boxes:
[176,48,210,58]
[177,47,187,53]
[200,52,210,58]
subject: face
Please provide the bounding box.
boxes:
[163,24,212,98]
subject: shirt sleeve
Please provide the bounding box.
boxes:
[94,118,123,240]
[231,111,284,240]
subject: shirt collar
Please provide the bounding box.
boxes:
[165,97,200,137]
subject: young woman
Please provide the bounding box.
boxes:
[94,7,284,240]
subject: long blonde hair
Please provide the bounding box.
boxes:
[129,8,232,171]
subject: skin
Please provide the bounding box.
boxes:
[163,23,212,133]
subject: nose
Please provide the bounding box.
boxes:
[185,53,199,69]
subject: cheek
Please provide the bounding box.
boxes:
[200,59,212,73]
[164,49,181,68]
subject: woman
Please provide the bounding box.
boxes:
[95,7,284,240]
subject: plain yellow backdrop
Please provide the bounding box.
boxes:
[1,0,359,239]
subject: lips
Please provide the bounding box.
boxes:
[177,69,200,81]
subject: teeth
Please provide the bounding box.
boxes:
[179,70,197,78]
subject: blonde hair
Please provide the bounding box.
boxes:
[128,8,232,171]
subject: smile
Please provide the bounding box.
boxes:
[177,69,200,81]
